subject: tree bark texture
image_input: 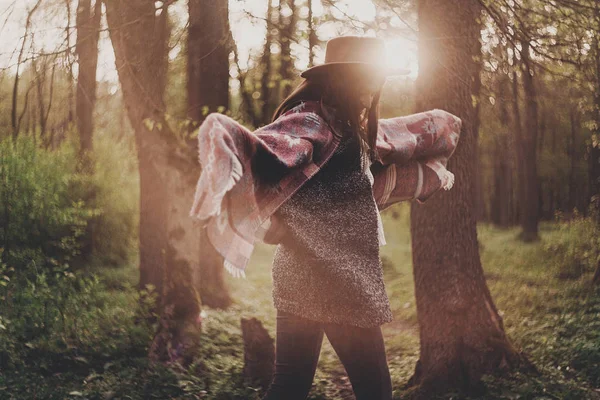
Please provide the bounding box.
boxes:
[409,0,525,396]
[105,0,202,362]
[472,38,486,222]
[187,0,232,309]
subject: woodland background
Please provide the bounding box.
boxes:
[0,0,599,399]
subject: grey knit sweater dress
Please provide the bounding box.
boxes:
[271,131,393,328]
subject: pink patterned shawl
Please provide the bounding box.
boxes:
[189,100,461,277]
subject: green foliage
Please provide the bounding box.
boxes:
[0,260,156,371]
[543,209,600,280]
[1,217,600,399]
[0,135,95,275]
[89,132,139,266]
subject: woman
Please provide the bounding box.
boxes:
[261,36,405,400]
[189,35,460,400]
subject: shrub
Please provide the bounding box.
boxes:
[0,135,95,277]
[543,209,600,280]
[88,132,139,266]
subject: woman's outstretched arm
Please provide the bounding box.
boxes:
[371,109,462,209]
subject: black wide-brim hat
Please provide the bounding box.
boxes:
[300,35,410,80]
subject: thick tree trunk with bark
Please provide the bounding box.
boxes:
[187,0,232,309]
[518,39,540,241]
[408,1,526,397]
[105,0,202,363]
[472,41,486,222]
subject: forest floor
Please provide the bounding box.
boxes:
[1,205,600,399]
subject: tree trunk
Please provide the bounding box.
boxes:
[187,0,232,309]
[75,0,102,262]
[278,0,298,99]
[472,34,486,222]
[11,1,42,139]
[590,6,600,224]
[495,75,514,227]
[34,57,47,139]
[232,41,262,127]
[518,39,540,241]
[260,0,275,124]
[307,0,316,68]
[568,107,578,212]
[408,1,526,396]
[491,133,512,228]
[65,0,75,125]
[105,0,202,363]
[511,69,525,227]
[76,0,102,167]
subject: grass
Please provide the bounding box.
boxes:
[1,203,599,399]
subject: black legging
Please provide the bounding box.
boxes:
[262,310,392,400]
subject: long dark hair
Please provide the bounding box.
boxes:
[272,67,384,163]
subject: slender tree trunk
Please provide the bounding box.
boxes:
[408,1,526,397]
[232,41,261,127]
[260,0,275,124]
[592,3,600,283]
[278,0,298,99]
[590,7,600,224]
[538,107,545,155]
[511,68,525,227]
[491,133,512,227]
[65,0,75,124]
[187,0,232,309]
[75,0,102,261]
[307,0,316,68]
[568,107,578,212]
[518,39,540,241]
[34,57,47,139]
[11,1,42,139]
[76,0,102,166]
[105,0,202,363]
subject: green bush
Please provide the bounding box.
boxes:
[0,260,156,371]
[88,132,139,266]
[0,135,94,276]
[543,209,600,280]
[0,132,143,370]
